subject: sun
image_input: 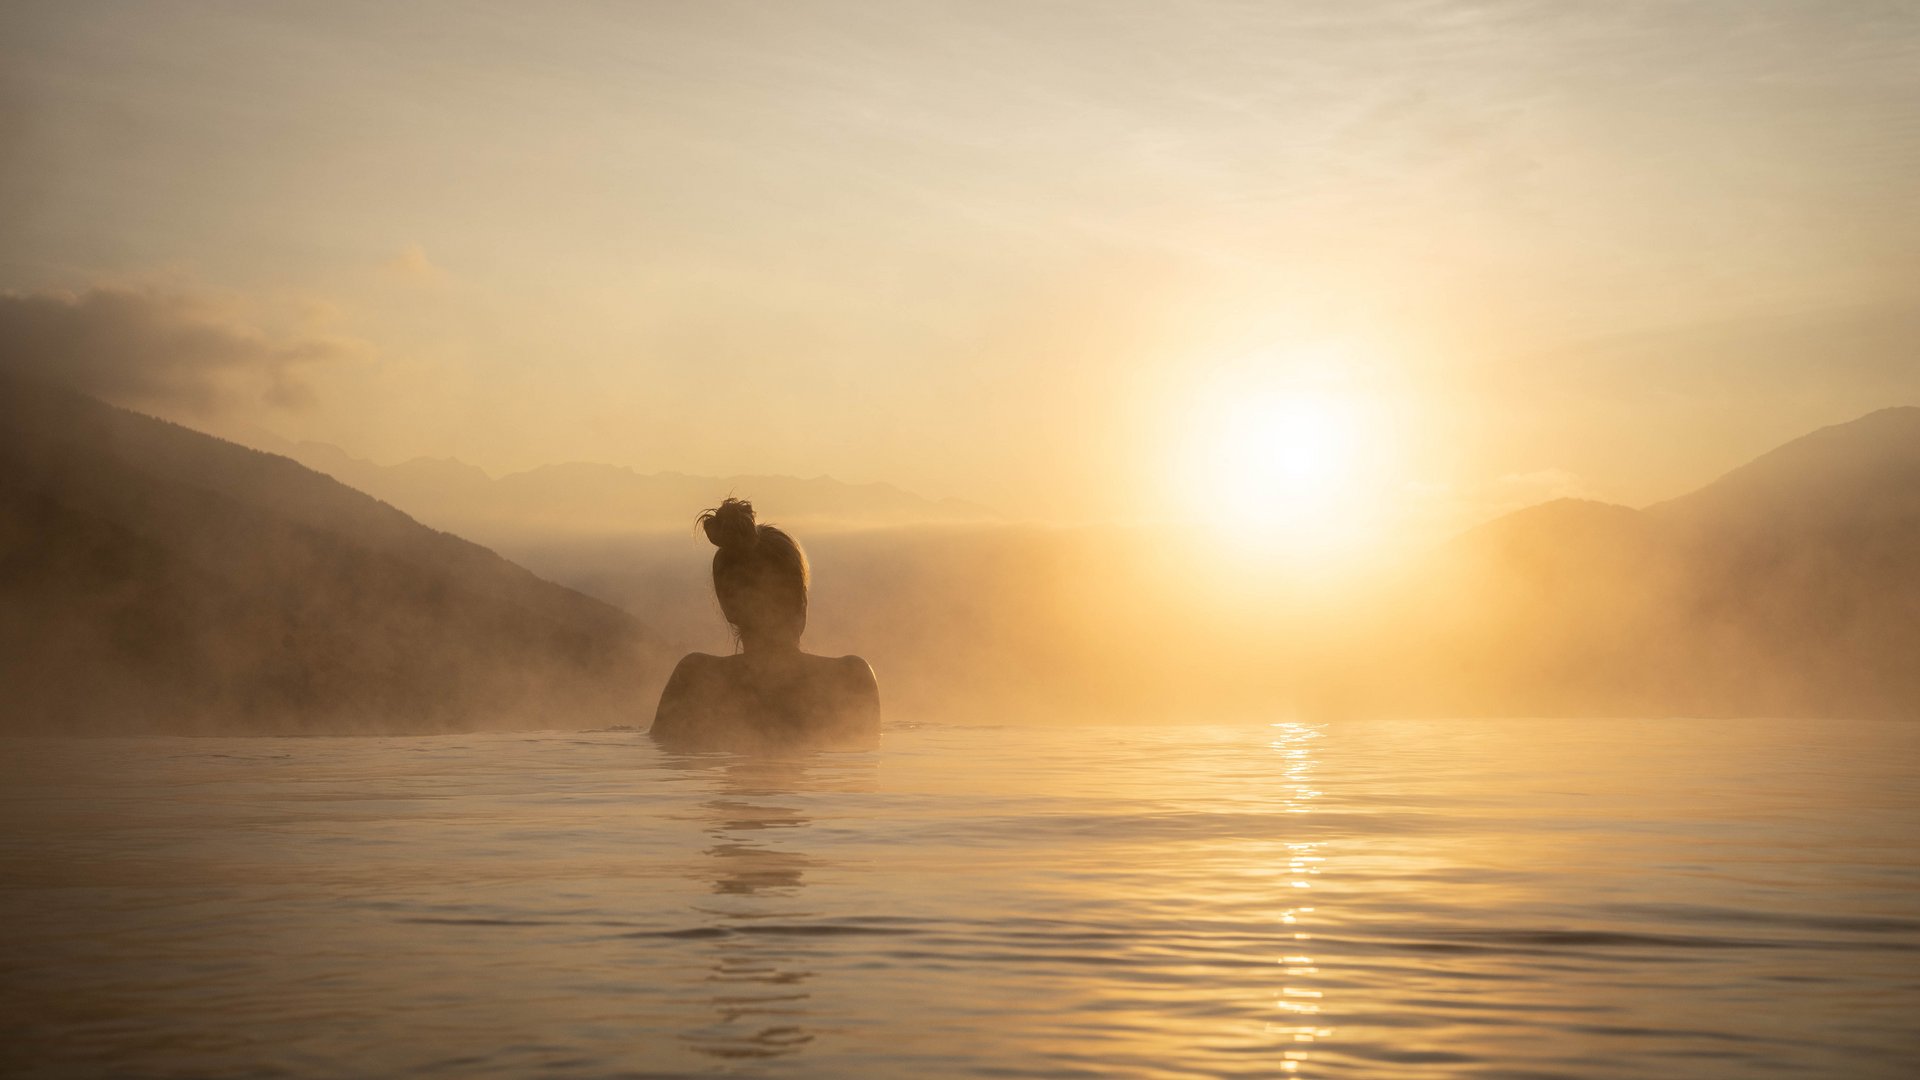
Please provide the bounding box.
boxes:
[1171,359,1398,564]
[1208,390,1365,528]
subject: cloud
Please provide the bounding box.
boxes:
[0,285,360,413]
[379,243,445,285]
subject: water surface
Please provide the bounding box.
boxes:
[2,717,1916,1077]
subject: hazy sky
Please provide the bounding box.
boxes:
[3,0,1917,530]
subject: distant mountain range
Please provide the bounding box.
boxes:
[223,431,999,544]
[4,371,1914,730]
[0,375,673,733]
[1377,406,1920,718]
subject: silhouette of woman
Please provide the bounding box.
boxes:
[650,499,880,751]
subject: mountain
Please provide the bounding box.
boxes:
[1653,406,1920,532]
[16,383,1905,731]
[1384,407,1920,718]
[0,375,673,734]
[217,432,1000,545]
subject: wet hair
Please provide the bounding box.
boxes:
[697,498,809,645]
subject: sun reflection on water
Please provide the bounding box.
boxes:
[1268,721,1333,1073]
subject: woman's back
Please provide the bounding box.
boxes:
[652,650,879,752]
[647,498,880,752]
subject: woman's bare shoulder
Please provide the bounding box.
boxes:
[824,653,877,683]
[668,652,729,677]
[652,654,723,744]
[655,653,727,715]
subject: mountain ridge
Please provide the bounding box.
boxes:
[1393,403,1920,718]
[0,374,672,733]
[1648,405,1920,531]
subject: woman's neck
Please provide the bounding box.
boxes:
[738,633,803,655]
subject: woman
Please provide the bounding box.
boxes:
[650,498,880,751]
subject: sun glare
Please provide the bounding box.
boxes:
[1210,392,1364,525]
[1172,348,1400,567]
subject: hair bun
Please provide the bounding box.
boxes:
[700,497,760,552]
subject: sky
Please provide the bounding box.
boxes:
[3,0,1917,535]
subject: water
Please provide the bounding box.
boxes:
[2,717,1917,1078]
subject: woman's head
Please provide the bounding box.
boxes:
[699,498,809,648]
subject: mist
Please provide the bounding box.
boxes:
[7,362,1914,738]
[498,399,1920,728]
